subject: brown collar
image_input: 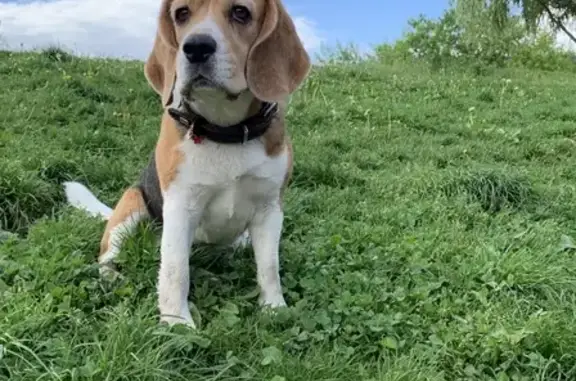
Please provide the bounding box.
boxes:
[167,101,278,145]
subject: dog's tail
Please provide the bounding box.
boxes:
[63,181,113,220]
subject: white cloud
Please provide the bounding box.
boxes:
[0,0,324,60]
[291,17,324,52]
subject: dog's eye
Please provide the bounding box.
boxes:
[174,6,191,25]
[231,5,251,24]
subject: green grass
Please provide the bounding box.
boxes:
[1,48,576,380]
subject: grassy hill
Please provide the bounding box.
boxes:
[1,49,576,380]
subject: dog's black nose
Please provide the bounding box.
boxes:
[183,34,217,64]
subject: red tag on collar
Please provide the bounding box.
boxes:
[185,126,204,144]
[192,134,204,144]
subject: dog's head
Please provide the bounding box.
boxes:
[145,0,311,126]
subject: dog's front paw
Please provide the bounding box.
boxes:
[259,296,287,321]
[160,314,197,329]
[259,294,287,309]
[99,263,123,282]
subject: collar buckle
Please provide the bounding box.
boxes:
[168,107,193,128]
[263,102,278,117]
[179,116,191,127]
[242,125,249,144]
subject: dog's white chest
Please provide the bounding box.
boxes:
[174,139,287,245]
[195,176,267,244]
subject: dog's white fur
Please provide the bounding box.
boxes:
[159,138,288,326]
[63,181,112,219]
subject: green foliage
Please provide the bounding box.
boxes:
[375,3,576,72]
[512,32,576,70]
[373,41,413,65]
[456,0,576,37]
[2,49,576,380]
[386,10,467,68]
[315,42,368,65]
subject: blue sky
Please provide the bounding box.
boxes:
[0,0,459,59]
[285,0,450,51]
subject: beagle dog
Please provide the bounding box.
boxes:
[63,0,310,327]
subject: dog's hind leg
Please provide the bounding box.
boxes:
[98,187,149,277]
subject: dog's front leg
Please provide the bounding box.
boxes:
[249,200,287,309]
[158,185,207,328]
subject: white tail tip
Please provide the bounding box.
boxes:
[63,181,113,220]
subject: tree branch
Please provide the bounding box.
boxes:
[538,0,576,45]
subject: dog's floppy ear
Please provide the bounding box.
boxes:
[144,0,178,105]
[246,0,311,102]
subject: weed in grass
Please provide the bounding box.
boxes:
[440,170,535,213]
